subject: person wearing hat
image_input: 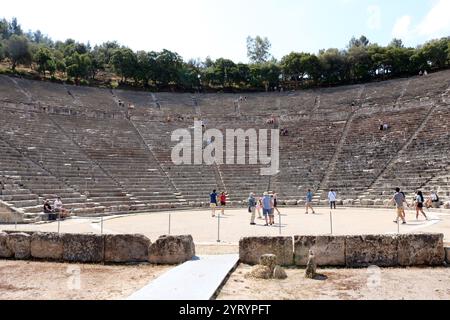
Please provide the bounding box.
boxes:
[262,192,274,226]
[248,192,257,225]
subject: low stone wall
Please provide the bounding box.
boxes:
[0,231,195,265]
[0,201,23,224]
[239,237,294,266]
[240,233,445,267]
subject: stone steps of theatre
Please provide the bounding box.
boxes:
[23,202,100,213]
[5,199,40,208]
[26,189,83,198]
[0,188,33,196]
[171,181,218,188]
[85,191,129,197]
[128,191,178,197]
[121,185,174,193]
[119,181,170,187]
[131,195,185,202]
[86,195,133,202]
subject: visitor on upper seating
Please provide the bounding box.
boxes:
[54,197,70,219]
[383,123,390,131]
[219,192,227,215]
[414,191,429,221]
[248,193,257,225]
[328,189,337,210]
[210,189,218,217]
[305,189,316,214]
[391,188,407,224]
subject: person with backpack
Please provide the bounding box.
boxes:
[305,189,316,214]
[415,190,429,220]
[248,193,257,225]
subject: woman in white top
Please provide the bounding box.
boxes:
[328,189,337,210]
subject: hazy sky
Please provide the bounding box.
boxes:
[1,0,449,62]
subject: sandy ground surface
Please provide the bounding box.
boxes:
[2,207,449,251]
[217,264,450,300]
[0,260,170,300]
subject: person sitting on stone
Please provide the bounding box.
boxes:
[43,199,53,214]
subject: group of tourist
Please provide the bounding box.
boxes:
[209,190,227,217]
[209,188,341,226]
[390,188,440,224]
[247,192,281,226]
[43,197,71,220]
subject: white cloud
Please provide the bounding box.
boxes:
[416,0,450,37]
[367,5,382,30]
[391,0,450,42]
[392,15,412,39]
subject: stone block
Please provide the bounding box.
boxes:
[105,234,151,263]
[31,232,63,260]
[294,235,345,266]
[0,232,13,258]
[397,233,445,266]
[62,233,104,263]
[8,233,31,260]
[345,235,398,267]
[239,237,293,266]
[149,235,195,265]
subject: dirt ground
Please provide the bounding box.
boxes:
[0,260,170,300]
[217,264,450,300]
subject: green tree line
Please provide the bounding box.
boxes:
[0,18,449,92]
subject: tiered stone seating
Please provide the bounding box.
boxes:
[365,105,450,200]
[1,69,449,218]
[273,119,346,200]
[51,115,182,208]
[322,107,431,199]
[14,77,77,107]
[0,75,30,103]
[210,117,269,201]
[361,78,408,109]
[0,136,87,216]
[133,120,220,203]
[156,93,196,116]
[317,85,361,117]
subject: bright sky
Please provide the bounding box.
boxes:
[1,0,450,62]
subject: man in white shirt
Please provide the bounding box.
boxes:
[328,189,337,210]
[54,196,70,219]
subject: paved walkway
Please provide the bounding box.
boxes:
[128,254,239,300]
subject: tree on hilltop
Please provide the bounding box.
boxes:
[247,36,272,64]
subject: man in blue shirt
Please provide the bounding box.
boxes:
[210,189,218,217]
[305,189,316,214]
